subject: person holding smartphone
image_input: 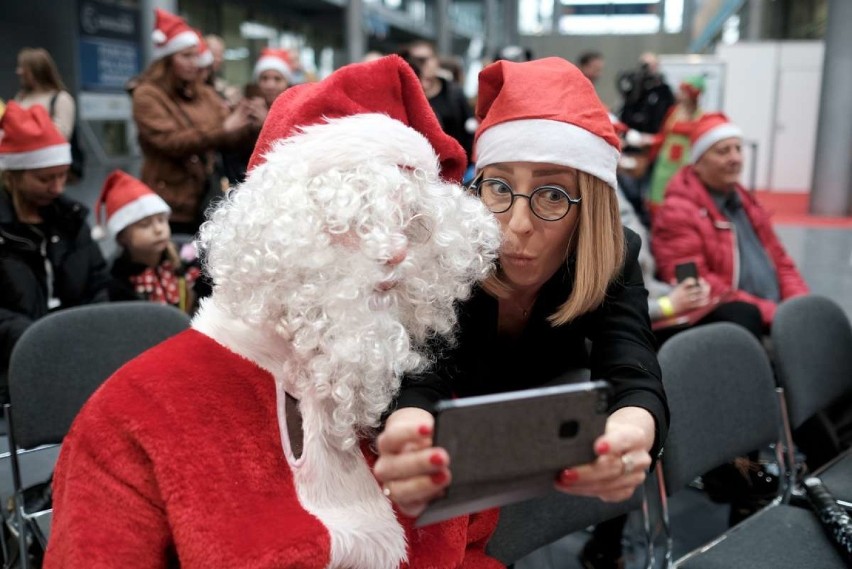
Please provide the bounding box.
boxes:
[652,113,809,329]
[375,59,670,564]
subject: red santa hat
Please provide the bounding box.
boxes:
[474,57,621,190]
[690,112,743,164]
[252,48,293,82]
[0,102,71,170]
[195,30,213,68]
[151,8,198,61]
[93,170,171,239]
[247,54,466,182]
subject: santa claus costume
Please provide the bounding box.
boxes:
[45,56,503,568]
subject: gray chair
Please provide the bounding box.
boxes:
[486,366,650,566]
[656,322,846,568]
[5,302,190,568]
[771,295,852,503]
[486,489,645,565]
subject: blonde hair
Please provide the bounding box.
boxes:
[483,171,625,325]
[17,48,67,93]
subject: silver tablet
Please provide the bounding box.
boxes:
[416,380,610,527]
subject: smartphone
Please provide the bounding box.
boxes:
[675,261,699,284]
[416,380,610,527]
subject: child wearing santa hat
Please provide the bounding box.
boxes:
[96,170,202,314]
[0,102,109,403]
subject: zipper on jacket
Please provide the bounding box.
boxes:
[29,226,61,310]
[730,224,740,290]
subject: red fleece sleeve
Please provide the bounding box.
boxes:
[44,396,173,568]
[652,203,731,295]
[461,509,504,568]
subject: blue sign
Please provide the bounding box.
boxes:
[80,38,140,91]
[78,0,141,92]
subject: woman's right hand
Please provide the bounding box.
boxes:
[668,277,710,314]
[374,408,451,517]
[222,103,251,133]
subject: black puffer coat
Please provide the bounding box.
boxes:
[0,189,110,402]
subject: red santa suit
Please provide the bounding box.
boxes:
[45,301,502,568]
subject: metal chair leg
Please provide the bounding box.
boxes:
[641,480,656,569]
[775,388,797,504]
[4,405,29,569]
[656,463,672,569]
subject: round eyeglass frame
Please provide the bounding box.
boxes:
[469,176,582,222]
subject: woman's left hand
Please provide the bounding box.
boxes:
[554,406,656,503]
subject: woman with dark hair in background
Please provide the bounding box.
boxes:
[131,9,259,234]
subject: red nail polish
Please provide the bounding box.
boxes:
[418,425,433,436]
[429,452,445,466]
[561,469,579,483]
[595,442,610,455]
[431,472,448,484]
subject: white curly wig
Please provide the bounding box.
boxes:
[197,114,501,451]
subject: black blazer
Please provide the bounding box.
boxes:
[397,227,669,460]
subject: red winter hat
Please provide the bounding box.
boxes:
[474,57,620,190]
[247,54,466,182]
[195,30,213,68]
[152,8,198,61]
[0,102,70,170]
[94,170,171,238]
[690,112,742,164]
[253,48,293,82]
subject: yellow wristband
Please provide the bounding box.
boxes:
[659,296,675,317]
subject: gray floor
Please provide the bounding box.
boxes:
[3,166,851,567]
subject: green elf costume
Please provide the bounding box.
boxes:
[648,75,705,206]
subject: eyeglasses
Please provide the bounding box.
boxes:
[469,177,581,221]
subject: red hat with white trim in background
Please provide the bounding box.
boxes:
[0,102,70,170]
[195,30,213,68]
[151,8,198,61]
[474,57,621,190]
[247,55,466,181]
[93,170,171,239]
[690,112,743,164]
[253,48,293,82]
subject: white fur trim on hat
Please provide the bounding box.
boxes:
[197,50,214,68]
[476,119,619,190]
[253,57,292,82]
[107,193,171,236]
[0,143,71,170]
[691,124,743,164]
[258,113,440,179]
[152,29,199,61]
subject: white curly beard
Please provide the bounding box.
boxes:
[198,119,500,452]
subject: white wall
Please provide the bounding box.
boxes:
[716,41,824,192]
[520,32,690,110]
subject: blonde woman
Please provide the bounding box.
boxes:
[375,58,669,524]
